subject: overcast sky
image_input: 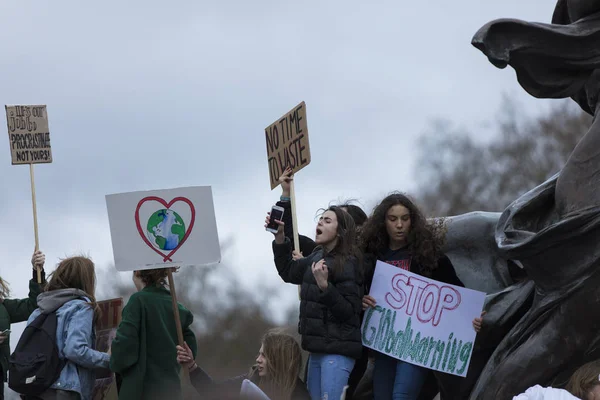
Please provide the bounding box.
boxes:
[0,0,559,349]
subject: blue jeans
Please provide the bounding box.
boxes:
[307,353,355,400]
[373,352,429,400]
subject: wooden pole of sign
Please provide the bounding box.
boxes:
[290,180,302,299]
[29,164,41,283]
[290,180,300,251]
[167,269,185,345]
[167,269,190,382]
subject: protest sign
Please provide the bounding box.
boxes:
[92,298,123,400]
[5,104,53,283]
[361,260,485,377]
[5,105,52,165]
[265,101,310,190]
[105,186,221,272]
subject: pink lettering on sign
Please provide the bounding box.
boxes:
[384,273,461,326]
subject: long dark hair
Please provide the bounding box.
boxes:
[318,206,363,278]
[361,193,442,276]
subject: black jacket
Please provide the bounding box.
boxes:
[273,238,364,359]
[189,365,311,400]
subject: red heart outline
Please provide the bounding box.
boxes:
[134,196,196,262]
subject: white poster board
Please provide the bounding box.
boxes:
[240,379,271,400]
[361,260,485,377]
[105,186,220,271]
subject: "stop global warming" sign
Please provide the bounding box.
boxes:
[361,261,485,377]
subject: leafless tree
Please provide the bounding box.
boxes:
[415,98,591,216]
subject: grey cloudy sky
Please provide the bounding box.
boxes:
[0,0,559,344]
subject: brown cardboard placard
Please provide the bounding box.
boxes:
[265,101,310,189]
[93,297,123,400]
[5,104,52,165]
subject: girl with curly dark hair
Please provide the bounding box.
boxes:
[360,193,481,400]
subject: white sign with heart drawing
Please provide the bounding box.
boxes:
[105,186,221,271]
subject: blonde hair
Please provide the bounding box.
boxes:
[250,329,302,400]
[0,278,10,300]
[46,256,100,324]
[566,360,600,399]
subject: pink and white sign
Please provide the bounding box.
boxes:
[361,260,485,377]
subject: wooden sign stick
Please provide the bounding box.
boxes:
[167,269,190,382]
[167,269,184,346]
[289,179,300,251]
[29,164,41,283]
[290,179,302,299]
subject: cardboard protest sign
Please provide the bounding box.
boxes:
[5,105,52,165]
[92,298,123,400]
[361,261,485,377]
[105,186,221,272]
[265,101,310,189]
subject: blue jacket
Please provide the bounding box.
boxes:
[26,289,110,400]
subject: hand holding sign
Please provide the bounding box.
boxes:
[472,311,486,332]
[30,250,45,270]
[278,167,293,198]
[362,295,377,310]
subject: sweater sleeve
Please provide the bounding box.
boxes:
[272,237,312,284]
[110,294,141,373]
[3,271,46,323]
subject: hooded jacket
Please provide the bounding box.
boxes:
[26,288,110,400]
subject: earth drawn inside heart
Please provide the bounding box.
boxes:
[134,196,196,262]
[146,209,186,251]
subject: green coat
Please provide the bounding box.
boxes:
[110,285,197,400]
[0,270,45,381]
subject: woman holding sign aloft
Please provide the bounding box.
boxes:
[0,250,46,400]
[360,193,483,400]
[110,268,197,400]
[266,206,364,400]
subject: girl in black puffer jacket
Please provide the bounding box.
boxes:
[266,206,364,400]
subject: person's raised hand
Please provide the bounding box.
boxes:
[278,167,293,198]
[265,212,285,244]
[31,250,45,270]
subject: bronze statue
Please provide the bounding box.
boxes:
[465,0,600,398]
